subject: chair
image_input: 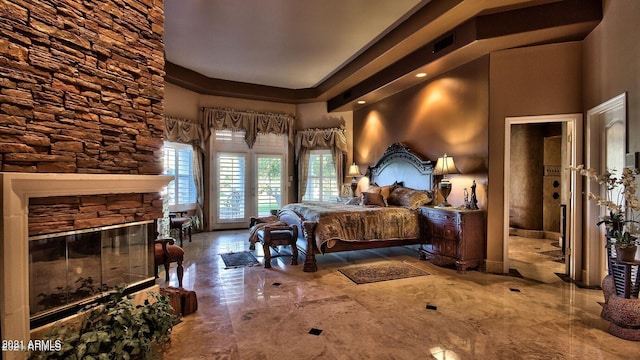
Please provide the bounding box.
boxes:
[169,216,192,247]
[154,238,184,288]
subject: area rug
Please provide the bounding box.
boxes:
[220,251,260,269]
[539,249,565,263]
[338,262,429,284]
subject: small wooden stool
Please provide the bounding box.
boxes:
[170,217,192,247]
[257,224,298,269]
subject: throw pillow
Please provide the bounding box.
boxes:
[387,187,433,208]
[361,192,386,207]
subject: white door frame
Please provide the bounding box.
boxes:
[503,114,583,279]
[585,93,627,286]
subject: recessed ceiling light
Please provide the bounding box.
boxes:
[357,100,366,104]
[416,72,427,78]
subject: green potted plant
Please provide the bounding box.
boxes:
[30,287,180,360]
[571,165,640,261]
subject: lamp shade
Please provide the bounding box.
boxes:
[347,163,361,177]
[433,154,459,176]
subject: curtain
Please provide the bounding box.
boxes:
[202,107,295,149]
[295,127,348,202]
[163,116,206,229]
[191,144,205,230]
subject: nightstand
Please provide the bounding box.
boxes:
[418,206,486,272]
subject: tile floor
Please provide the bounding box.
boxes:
[508,235,566,284]
[157,230,640,359]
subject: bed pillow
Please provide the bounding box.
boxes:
[379,183,399,199]
[361,192,387,207]
[366,185,381,194]
[387,187,433,208]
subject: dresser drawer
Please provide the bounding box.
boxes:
[432,237,457,258]
[430,221,457,240]
[422,209,457,222]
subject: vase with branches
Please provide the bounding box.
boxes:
[571,165,640,257]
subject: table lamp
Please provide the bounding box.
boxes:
[347,163,361,197]
[433,154,459,207]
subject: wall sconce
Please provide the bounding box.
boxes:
[433,154,459,207]
[347,163,361,197]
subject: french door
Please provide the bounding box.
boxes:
[210,131,287,229]
[255,155,283,217]
[216,152,247,225]
[585,93,627,285]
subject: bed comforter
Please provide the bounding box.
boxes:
[281,202,420,251]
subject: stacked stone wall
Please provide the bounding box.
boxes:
[28,193,164,236]
[0,0,165,174]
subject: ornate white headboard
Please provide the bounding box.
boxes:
[368,143,433,191]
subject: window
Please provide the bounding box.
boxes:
[303,150,338,201]
[162,141,196,211]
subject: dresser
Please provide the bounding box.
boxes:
[418,206,486,272]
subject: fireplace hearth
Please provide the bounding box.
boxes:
[29,221,155,328]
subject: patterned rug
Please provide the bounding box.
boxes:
[338,262,429,284]
[220,251,260,269]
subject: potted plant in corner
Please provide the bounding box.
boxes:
[571,165,640,262]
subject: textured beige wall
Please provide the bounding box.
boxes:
[164,83,201,122]
[353,56,490,209]
[583,0,640,155]
[487,42,582,272]
[509,124,544,230]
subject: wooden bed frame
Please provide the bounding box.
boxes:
[279,143,434,272]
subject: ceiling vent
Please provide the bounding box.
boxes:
[433,32,455,54]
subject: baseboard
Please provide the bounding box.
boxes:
[509,228,562,241]
[485,260,504,274]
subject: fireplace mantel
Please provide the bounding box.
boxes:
[0,172,173,352]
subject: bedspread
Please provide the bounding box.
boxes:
[281,202,420,250]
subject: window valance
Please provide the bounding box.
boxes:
[163,116,205,150]
[295,127,348,161]
[202,107,295,149]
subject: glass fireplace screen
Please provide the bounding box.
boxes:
[28,220,155,320]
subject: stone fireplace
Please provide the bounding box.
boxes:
[0,0,167,356]
[0,172,172,348]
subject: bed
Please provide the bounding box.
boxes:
[279,143,434,272]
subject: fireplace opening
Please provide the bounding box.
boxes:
[28,221,156,329]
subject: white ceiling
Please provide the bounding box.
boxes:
[163,0,601,108]
[163,0,429,89]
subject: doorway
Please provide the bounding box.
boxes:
[503,114,583,282]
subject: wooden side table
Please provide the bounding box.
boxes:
[418,206,486,272]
